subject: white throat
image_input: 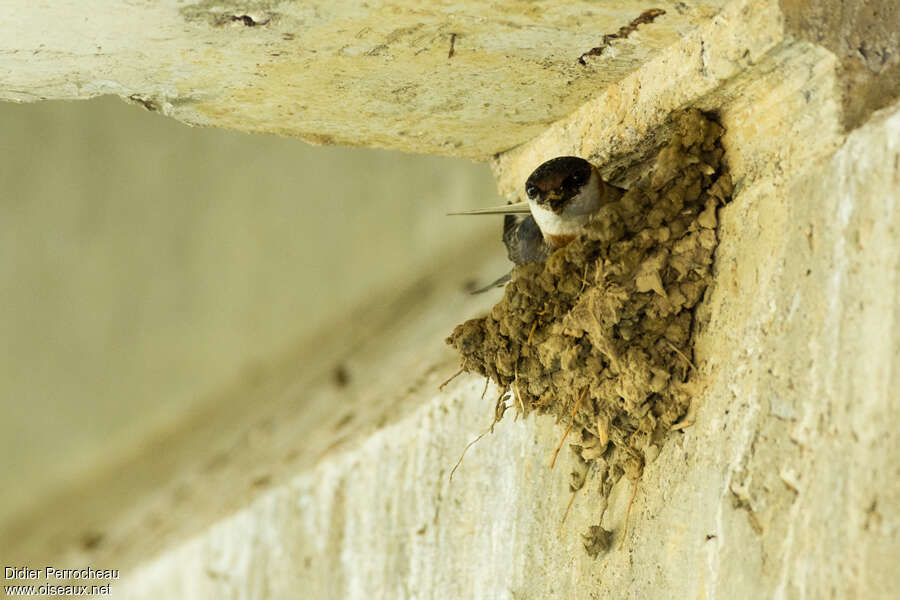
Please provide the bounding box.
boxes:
[526,170,603,237]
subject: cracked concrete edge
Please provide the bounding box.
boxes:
[108,97,900,600]
[490,0,898,198]
[779,0,900,130]
[491,0,790,196]
[0,0,729,159]
[3,0,896,159]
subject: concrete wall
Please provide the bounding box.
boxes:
[0,97,496,523]
[1,0,898,598]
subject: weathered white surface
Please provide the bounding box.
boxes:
[1,0,730,158]
[100,102,900,599]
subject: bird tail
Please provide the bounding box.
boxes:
[470,272,511,294]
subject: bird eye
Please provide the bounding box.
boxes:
[564,174,583,188]
[526,184,539,199]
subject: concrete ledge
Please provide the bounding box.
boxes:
[0,0,729,158]
[3,0,896,157]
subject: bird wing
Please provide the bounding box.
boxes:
[447,201,530,216]
[504,215,552,265]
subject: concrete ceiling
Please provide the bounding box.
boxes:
[3,1,727,159]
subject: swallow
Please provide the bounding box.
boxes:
[451,156,626,292]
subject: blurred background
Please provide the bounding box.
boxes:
[0,97,498,523]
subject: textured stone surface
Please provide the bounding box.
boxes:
[780,0,900,129]
[0,0,727,158]
[491,0,841,199]
[4,1,896,158]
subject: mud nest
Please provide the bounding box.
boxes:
[447,109,732,494]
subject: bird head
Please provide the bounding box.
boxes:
[447,155,622,243]
[524,156,599,217]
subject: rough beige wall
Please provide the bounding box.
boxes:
[0,97,496,522]
[780,0,900,128]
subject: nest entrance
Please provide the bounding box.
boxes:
[447,109,732,499]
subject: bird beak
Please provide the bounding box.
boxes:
[446,201,531,216]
